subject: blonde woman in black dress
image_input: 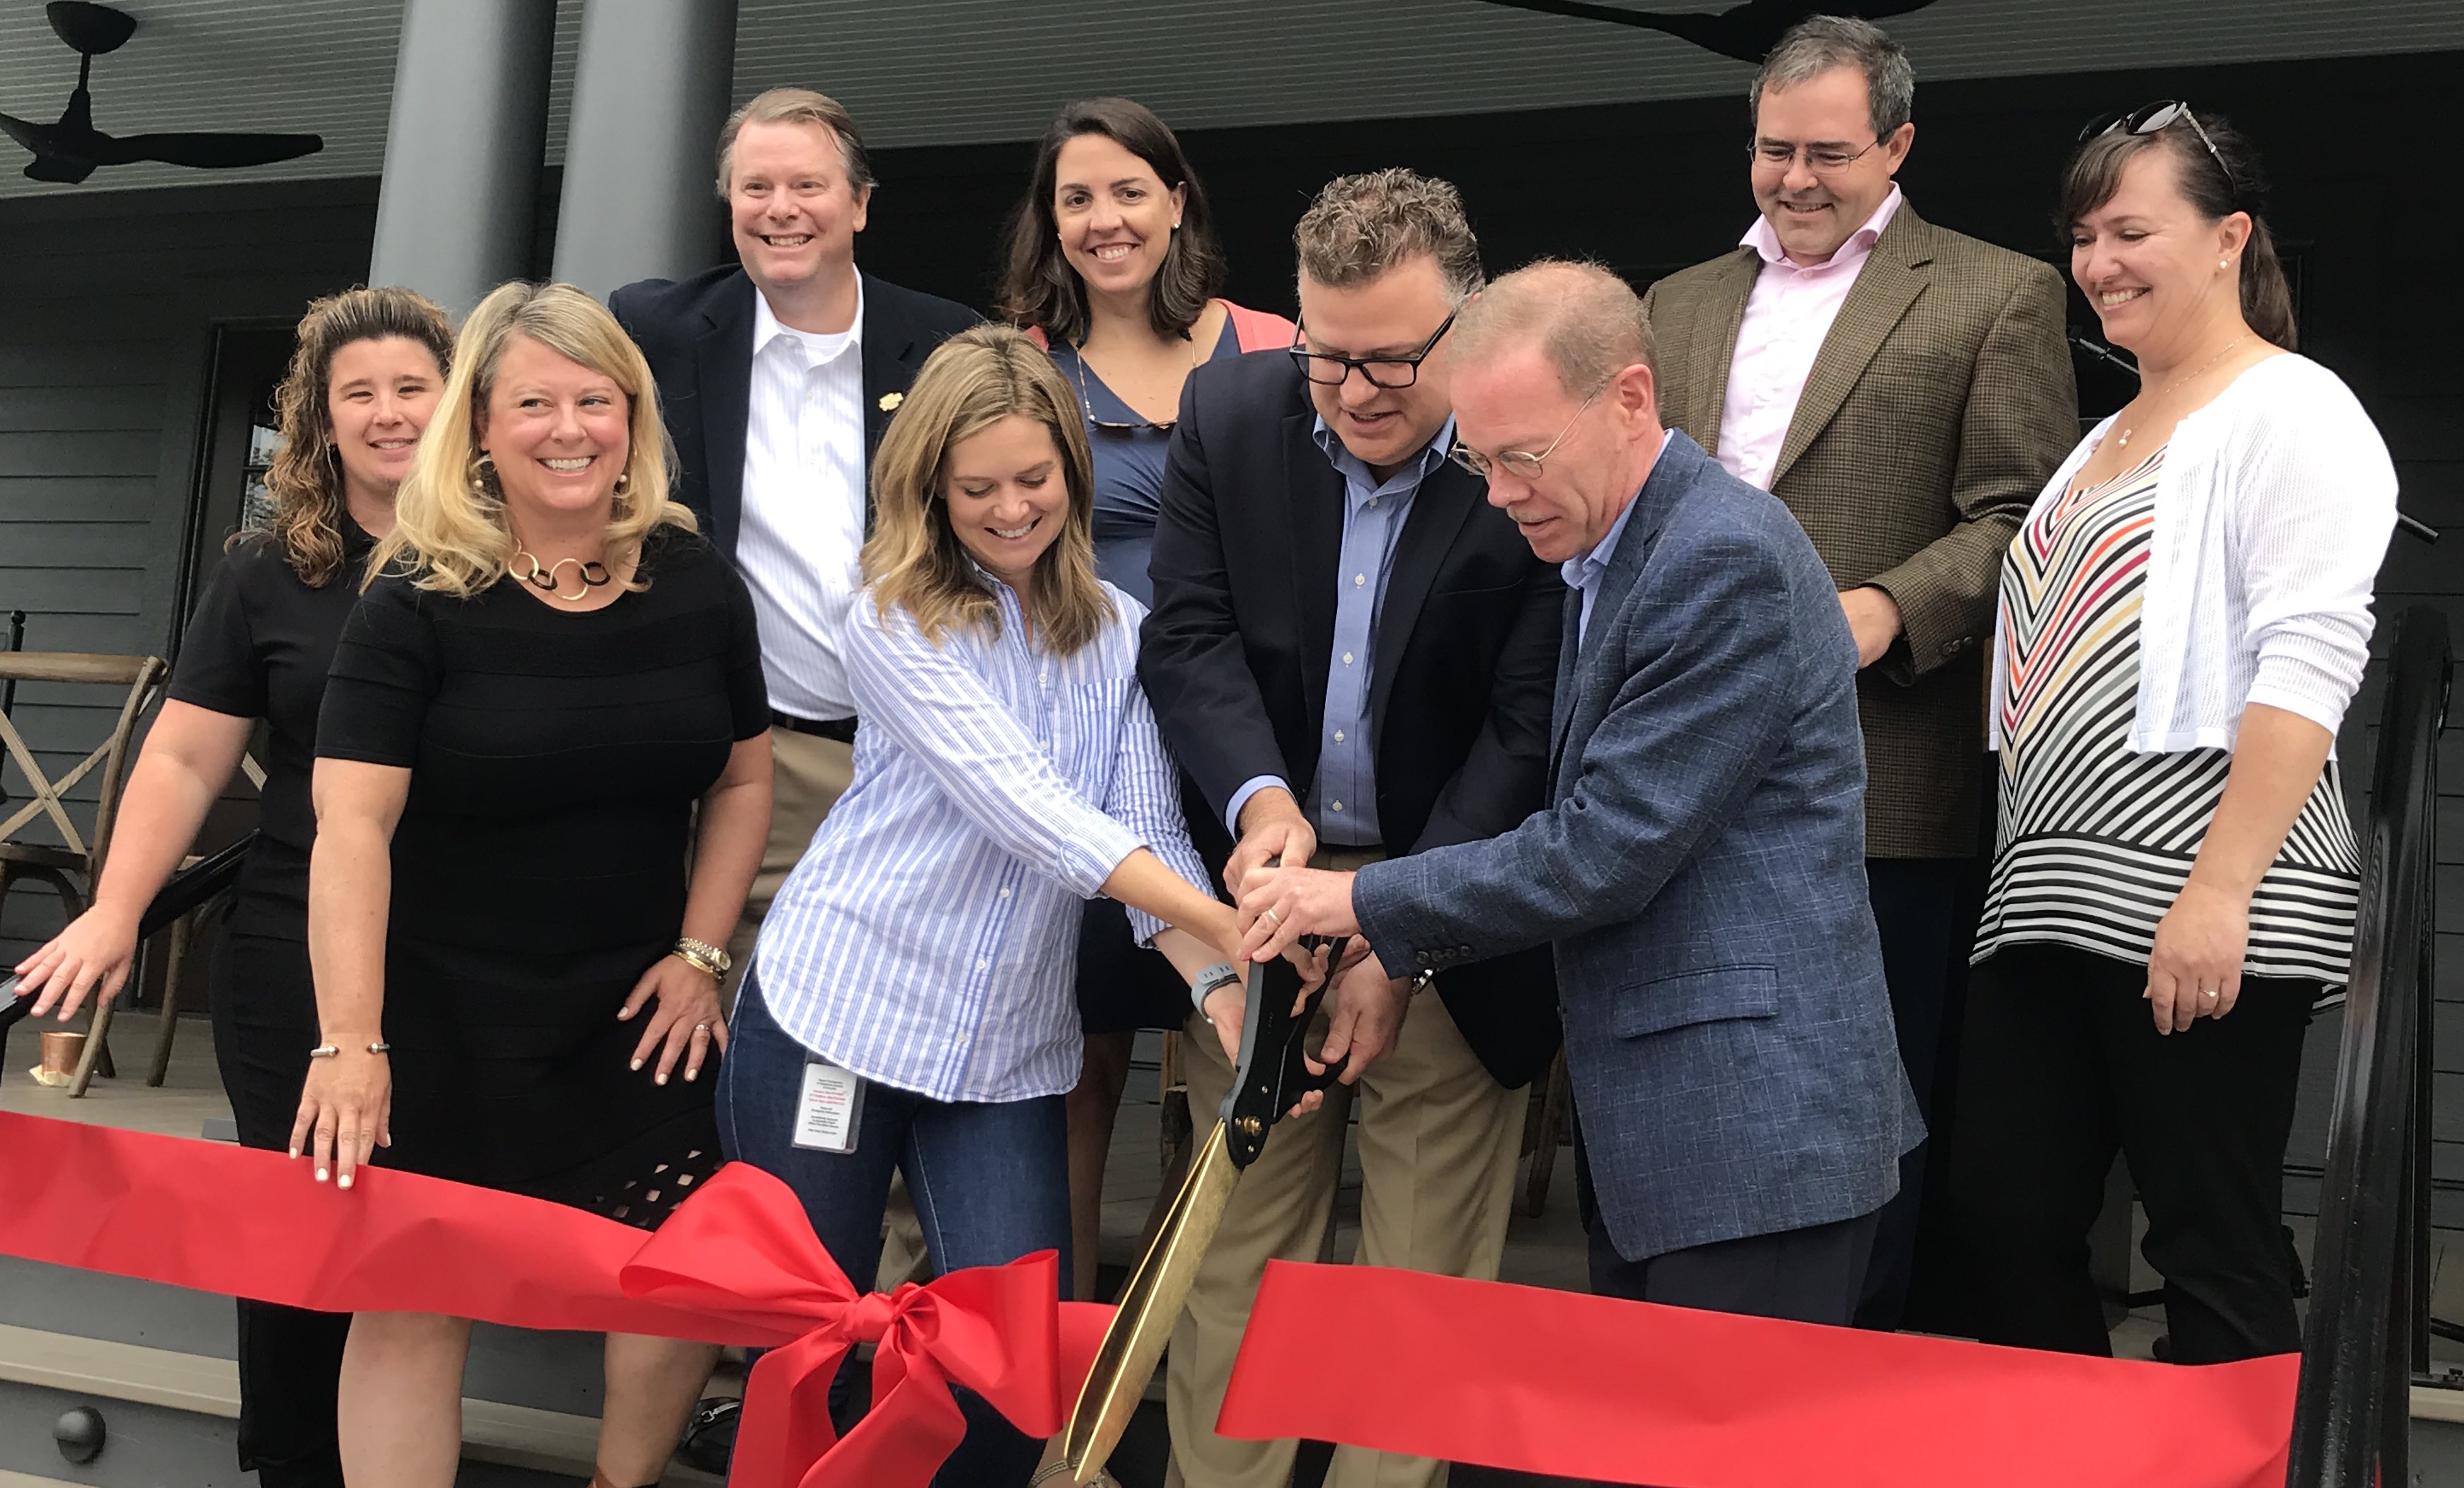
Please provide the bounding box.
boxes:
[296,282,772,1488]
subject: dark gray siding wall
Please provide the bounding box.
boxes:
[0,178,377,961]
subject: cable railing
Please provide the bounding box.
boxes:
[2286,603,2453,1487]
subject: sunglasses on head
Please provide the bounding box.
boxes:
[2079,100,2242,206]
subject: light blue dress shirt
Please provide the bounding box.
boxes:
[1224,415,1456,847]
[752,580,1212,1103]
[1564,432,1675,644]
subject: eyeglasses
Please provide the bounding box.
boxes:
[2080,100,2240,204]
[1448,390,1602,481]
[1069,345,1174,435]
[1748,136,1886,176]
[1289,312,1456,390]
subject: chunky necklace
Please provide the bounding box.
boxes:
[2115,337,2245,450]
[513,549,612,603]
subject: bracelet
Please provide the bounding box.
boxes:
[671,935,731,978]
[1189,961,1242,1014]
[309,1040,390,1058]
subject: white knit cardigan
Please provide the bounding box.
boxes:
[1991,352,2398,757]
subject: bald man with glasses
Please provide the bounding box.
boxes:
[1640,16,2076,1331]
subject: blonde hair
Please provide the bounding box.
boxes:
[257,286,453,586]
[861,325,1112,655]
[714,86,873,198]
[370,281,691,597]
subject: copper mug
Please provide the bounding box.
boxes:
[36,1030,85,1084]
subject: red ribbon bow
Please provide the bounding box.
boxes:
[0,1113,1106,1488]
[618,1166,1076,1488]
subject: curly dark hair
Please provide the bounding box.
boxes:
[998,97,1224,347]
[255,286,454,586]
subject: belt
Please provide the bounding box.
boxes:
[769,711,857,744]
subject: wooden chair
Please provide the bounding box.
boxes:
[0,651,170,1096]
[143,752,262,1086]
[1521,1048,1571,1218]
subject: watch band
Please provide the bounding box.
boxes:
[1189,960,1241,1012]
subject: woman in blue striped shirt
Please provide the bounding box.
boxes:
[714,324,1251,1484]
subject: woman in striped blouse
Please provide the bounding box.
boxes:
[1950,107,2396,1364]
[714,325,1259,1484]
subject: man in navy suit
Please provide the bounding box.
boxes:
[1238,260,1915,1321]
[610,88,977,980]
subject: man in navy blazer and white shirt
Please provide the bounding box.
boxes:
[1238,260,1916,1320]
[612,87,978,979]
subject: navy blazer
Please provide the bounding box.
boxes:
[609,265,981,555]
[1139,352,1565,1088]
[1354,431,1915,1261]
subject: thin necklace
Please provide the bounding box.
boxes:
[2115,336,2245,450]
[1073,319,1204,433]
[513,548,612,602]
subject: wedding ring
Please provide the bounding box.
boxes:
[2201,987,2220,998]
[693,1022,711,1033]
[1264,908,1283,927]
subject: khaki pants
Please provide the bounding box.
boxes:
[1165,861,1528,1488]
[723,723,928,1288]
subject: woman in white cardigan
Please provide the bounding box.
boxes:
[1950,105,2396,1364]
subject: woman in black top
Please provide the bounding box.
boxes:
[296,281,770,1488]
[13,287,451,1488]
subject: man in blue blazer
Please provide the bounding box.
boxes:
[1238,260,1915,1320]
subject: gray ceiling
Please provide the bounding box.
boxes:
[1,0,2458,199]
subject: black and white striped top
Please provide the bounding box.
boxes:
[1975,449,2360,983]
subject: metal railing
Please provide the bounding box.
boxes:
[2286,604,2454,1487]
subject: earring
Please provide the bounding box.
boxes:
[612,470,631,497]
[469,450,500,499]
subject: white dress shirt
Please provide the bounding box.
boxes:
[1716,186,1904,491]
[753,581,1212,1103]
[737,281,868,720]
[1991,353,2397,757]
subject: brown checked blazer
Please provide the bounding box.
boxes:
[1641,204,2078,857]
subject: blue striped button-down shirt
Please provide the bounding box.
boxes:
[752,580,1212,1103]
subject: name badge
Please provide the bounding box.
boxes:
[791,1056,865,1154]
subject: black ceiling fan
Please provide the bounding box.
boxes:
[1471,0,1940,64]
[1,2,323,184]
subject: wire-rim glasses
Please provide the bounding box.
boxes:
[1289,311,1457,390]
[1448,389,1603,481]
[1747,135,1886,177]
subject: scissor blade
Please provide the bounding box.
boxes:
[1057,1121,1242,1484]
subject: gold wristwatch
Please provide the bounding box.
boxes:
[671,936,731,978]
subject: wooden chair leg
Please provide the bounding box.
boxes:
[146,912,194,1087]
[1156,1029,1191,1179]
[1522,1049,1570,1218]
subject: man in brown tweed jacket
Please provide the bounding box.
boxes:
[1641,15,2076,1330]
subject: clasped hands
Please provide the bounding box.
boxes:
[1204,791,1410,1111]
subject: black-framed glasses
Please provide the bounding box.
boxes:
[1448,390,1602,481]
[1289,312,1457,390]
[1747,135,1886,176]
[2081,100,2240,203]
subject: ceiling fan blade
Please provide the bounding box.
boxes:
[0,111,47,153]
[102,130,322,169]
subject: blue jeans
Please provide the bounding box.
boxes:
[716,972,1069,1487]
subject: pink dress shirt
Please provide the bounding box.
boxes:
[1714,186,1904,492]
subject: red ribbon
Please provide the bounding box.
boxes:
[0,1112,1109,1488]
[1220,1260,2300,1488]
